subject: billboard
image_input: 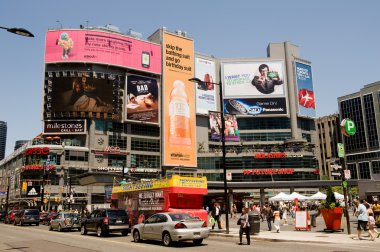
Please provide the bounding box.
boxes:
[47,71,123,119]
[45,30,161,74]
[125,75,159,124]
[209,111,240,142]
[43,120,86,134]
[223,98,287,116]
[222,61,286,98]
[195,58,217,114]
[295,62,316,118]
[162,32,196,167]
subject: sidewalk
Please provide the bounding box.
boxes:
[207,212,380,244]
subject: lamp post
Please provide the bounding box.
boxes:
[189,77,229,234]
[0,26,34,37]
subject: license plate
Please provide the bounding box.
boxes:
[30,218,34,220]
[116,220,122,223]
[193,232,200,236]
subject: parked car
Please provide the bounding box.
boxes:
[80,208,130,237]
[132,212,209,246]
[50,212,80,232]
[41,212,59,225]
[0,211,6,221]
[39,212,49,222]
[4,210,19,224]
[14,209,40,226]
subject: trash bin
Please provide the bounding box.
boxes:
[248,211,260,234]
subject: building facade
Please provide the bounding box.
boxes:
[0,121,7,161]
[315,114,342,180]
[0,26,319,210]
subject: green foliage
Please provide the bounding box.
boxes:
[321,186,340,209]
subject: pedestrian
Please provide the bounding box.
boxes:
[356,200,368,240]
[264,204,273,231]
[232,204,237,220]
[211,202,222,230]
[368,212,377,241]
[273,206,281,233]
[238,207,250,245]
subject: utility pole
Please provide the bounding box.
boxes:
[40,162,46,211]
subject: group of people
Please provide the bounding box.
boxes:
[354,199,380,241]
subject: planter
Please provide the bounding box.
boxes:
[320,208,343,230]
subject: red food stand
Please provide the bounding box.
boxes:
[112,175,208,226]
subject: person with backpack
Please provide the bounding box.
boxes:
[237,207,250,245]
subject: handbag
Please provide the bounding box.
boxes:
[237,218,241,225]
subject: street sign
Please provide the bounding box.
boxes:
[341,118,356,136]
[342,181,348,188]
[337,143,345,158]
[331,164,342,170]
[227,172,232,181]
[331,172,341,177]
[344,170,351,179]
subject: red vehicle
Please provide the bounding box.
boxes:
[4,210,19,224]
[112,175,208,226]
[41,212,59,225]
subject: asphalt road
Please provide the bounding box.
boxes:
[0,222,378,252]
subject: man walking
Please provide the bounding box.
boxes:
[211,202,222,230]
[356,200,368,240]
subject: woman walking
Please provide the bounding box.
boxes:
[273,206,281,233]
[238,207,250,245]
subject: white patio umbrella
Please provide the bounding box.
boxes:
[334,192,344,200]
[287,192,308,201]
[308,191,326,200]
[269,192,290,202]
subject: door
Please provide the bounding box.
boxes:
[150,214,168,240]
[141,214,158,240]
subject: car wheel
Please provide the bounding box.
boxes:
[80,225,87,235]
[162,232,172,247]
[193,239,203,245]
[133,230,141,242]
[121,230,129,236]
[58,224,62,232]
[96,226,103,237]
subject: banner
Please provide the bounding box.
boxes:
[222,61,286,98]
[43,120,86,134]
[209,111,240,141]
[125,75,159,124]
[195,58,217,114]
[162,32,196,167]
[295,62,316,118]
[45,30,161,74]
[223,98,287,116]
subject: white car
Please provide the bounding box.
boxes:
[132,212,209,246]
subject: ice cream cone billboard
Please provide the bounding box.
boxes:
[162,31,196,167]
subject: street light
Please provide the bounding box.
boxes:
[188,77,229,234]
[0,26,34,37]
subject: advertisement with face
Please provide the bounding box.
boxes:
[222,61,286,98]
[195,58,217,114]
[125,75,159,124]
[162,32,196,167]
[48,72,121,115]
[223,98,287,116]
[45,30,161,74]
[295,62,316,118]
[209,111,240,142]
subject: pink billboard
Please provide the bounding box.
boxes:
[45,30,161,74]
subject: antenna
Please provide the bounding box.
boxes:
[56,21,63,29]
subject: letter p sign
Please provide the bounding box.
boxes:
[342,118,356,136]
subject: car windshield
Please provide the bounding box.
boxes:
[64,213,78,218]
[25,210,39,215]
[107,210,127,218]
[168,213,196,221]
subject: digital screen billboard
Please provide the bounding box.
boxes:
[222,61,286,98]
[195,58,217,114]
[162,32,196,167]
[46,71,123,119]
[45,30,161,74]
[209,111,240,142]
[223,98,287,116]
[125,75,159,124]
[295,62,316,118]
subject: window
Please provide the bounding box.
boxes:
[363,94,379,148]
[131,138,160,152]
[131,124,159,136]
[65,151,88,162]
[108,135,127,150]
[372,160,380,174]
[358,162,371,179]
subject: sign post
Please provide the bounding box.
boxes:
[339,117,356,235]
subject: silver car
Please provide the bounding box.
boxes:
[49,212,80,232]
[132,213,209,246]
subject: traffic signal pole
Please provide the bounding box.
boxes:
[340,157,351,235]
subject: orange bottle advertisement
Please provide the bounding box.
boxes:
[162,32,196,167]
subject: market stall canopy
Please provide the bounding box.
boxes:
[334,192,344,200]
[269,192,290,201]
[287,192,308,201]
[308,191,326,200]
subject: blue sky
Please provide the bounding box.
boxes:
[1,0,380,156]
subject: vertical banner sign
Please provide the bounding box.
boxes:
[295,62,316,118]
[209,111,240,142]
[195,58,217,114]
[162,32,196,167]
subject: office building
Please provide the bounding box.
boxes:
[0,121,7,160]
